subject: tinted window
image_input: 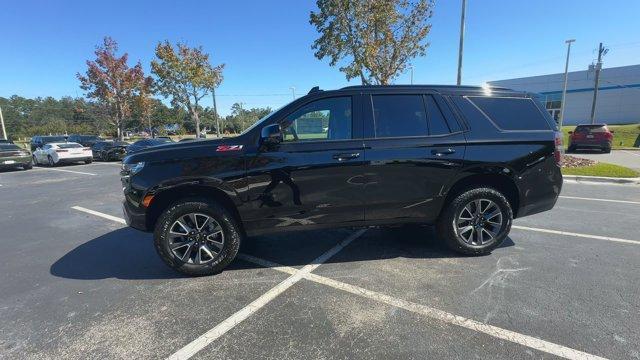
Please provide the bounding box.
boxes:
[372,95,428,138]
[283,97,352,142]
[469,97,550,131]
[424,95,450,135]
[575,125,608,133]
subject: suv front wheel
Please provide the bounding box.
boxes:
[154,199,242,276]
[437,187,513,255]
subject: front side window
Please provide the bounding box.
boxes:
[372,95,428,138]
[283,97,352,142]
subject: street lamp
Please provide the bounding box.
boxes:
[456,0,467,85]
[408,66,414,85]
[0,106,7,140]
[559,39,575,128]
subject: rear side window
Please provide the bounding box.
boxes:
[575,125,608,133]
[372,95,428,137]
[469,97,550,131]
[424,95,450,135]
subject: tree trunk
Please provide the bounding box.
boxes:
[193,109,201,138]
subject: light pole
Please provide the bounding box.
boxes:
[0,106,6,140]
[212,88,221,138]
[559,39,575,128]
[590,42,608,124]
[408,66,414,84]
[456,0,467,85]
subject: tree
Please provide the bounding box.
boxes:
[310,0,433,85]
[77,37,146,140]
[151,41,224,137]
[133,76,156,137]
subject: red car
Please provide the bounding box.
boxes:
[567,124,613,153]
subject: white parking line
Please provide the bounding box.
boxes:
[559,195,640,205]
[512,225,640,245]
[168,228,367,360]
[32,167,97,176]
[239,254,606,359]
[71,206,126,224]
[72,206,613,359]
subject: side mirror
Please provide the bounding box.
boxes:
[610,130,615,134]
[568,131,573,134]
[261,124,283,146]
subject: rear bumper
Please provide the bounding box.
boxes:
[570,140,611,149]
[58,156,92,163]
[0,155,31,167]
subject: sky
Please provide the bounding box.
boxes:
[1,0,639,116]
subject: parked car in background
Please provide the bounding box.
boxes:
[0,143,32,170]
[0,139,14,144]
[567,124,613,153]
[68,134,104,147]
[33,142,93,166]
[30,135,68,151]
[92,141,129,161]
[121,85,563,276]
[126,138,174,155]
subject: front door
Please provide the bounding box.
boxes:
[243,95,365,233]
[362,93,466,223]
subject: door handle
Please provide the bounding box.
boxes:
[332,152,360,161]
[431,148,456,156]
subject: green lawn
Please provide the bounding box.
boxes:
[561,123,640,149]
[562,162,639,178]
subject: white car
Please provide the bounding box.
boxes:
[33,142,93,166]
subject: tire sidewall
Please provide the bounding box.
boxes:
[154,200,241,276]
[440,187,513,255]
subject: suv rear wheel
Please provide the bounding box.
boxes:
[154,199,242,276]
[437,187,513,255]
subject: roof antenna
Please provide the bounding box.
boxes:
[307,86,321,95]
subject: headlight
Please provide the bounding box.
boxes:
[122,161,145,175]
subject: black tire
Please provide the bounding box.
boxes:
[154,199,242,276]
[23,162,33,170]
[567,145,576,153]
[602,147,611,154]
[437,187,513,255]
[85,159,93,164]
[47,155,55,167]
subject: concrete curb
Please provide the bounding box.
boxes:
[563,175,640,185]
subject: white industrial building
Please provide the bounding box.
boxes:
[489,64,640,125]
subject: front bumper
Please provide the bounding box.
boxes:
[123,199,148,231]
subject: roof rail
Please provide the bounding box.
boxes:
[307,86,322,95]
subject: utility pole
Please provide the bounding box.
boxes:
[212,88,220,138]
[456,0,467,85]
[590,42,607,124]
[0,106,6,140]
[559,39,575,128]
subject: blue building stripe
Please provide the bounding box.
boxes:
[540,83,640,95]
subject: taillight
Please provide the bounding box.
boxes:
[554,132,563,166]
[55,149,68,153]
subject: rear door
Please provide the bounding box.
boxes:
[362,92,466,223]
[243,94,366,231]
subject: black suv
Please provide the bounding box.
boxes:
[67,134,104,147]
[121,85,563,276]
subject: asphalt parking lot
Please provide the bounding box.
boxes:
[1,163,639,359]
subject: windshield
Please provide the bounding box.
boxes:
[239,108,282,136]
[57,143,83,149]
[0,144,21,151]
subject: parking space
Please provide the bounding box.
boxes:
[1,164,639,359]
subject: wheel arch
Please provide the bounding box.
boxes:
[145,184,244,235]
[441,171,521,219]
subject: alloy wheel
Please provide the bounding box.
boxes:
[168,213,225,264]
[455,198,503,246]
